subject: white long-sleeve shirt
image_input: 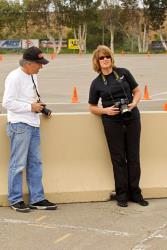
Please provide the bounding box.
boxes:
[2,67,40,127]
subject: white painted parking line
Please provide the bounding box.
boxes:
[0,218,134,237]
[132,223,167,250]
[28,224,52,229]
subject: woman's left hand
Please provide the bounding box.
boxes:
[128,101,137,111]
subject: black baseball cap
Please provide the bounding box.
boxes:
[23,46,49,65]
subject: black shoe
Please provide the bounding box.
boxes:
[132,198,149,206]
[29,199,57,210]
[117,200,128,207]
[11,201,31,213]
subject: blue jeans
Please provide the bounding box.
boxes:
[7,122,45,205]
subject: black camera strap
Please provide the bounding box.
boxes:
[31,75,41,102]
[101,70,128,102]
[113,71,128,100]
[31,75,51,117]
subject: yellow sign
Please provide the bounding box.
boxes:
[68,39,79,49]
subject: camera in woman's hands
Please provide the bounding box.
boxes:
[114,98,131,119]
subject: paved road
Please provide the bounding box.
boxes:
[0,199,167,250]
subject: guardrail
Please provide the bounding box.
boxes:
[0,112,167,206]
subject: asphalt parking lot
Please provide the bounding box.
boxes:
[0,54,167,112]
[1,198,167,250]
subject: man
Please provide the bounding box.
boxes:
[2,46,57,212]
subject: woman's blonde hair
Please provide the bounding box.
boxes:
[92,45,115,73]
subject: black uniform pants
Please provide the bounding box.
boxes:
[102,118,142,201]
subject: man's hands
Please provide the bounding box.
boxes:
[31,102,45,113]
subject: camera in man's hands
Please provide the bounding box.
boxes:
[37,100,52,117]
[41,104,52,117]
[114,98,131,119]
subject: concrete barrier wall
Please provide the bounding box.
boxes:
[0,112,167,206]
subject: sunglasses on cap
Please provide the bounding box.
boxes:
[99,55,111,60]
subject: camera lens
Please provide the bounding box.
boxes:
[41,107,52,116]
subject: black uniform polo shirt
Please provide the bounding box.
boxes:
[88,67,140,121]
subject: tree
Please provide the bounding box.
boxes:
[143,0,167,50]
[0,0,9,38]
[64,0,101,54]
[0,0,27,38]
[120,0,140,52]
[100,0,122,52]
[22,0,67,54]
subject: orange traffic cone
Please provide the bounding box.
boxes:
[147,51,151,58]
[163,103,167,111]
[71,86,79,103]
[121,50,125,56]
[50,52,56,60]
[0,54,3,61]
[78,50,82,57]
[143,85,151,100]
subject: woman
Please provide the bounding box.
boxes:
[88,45,149,207]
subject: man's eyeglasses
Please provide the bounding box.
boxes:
[99,55,111,61]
